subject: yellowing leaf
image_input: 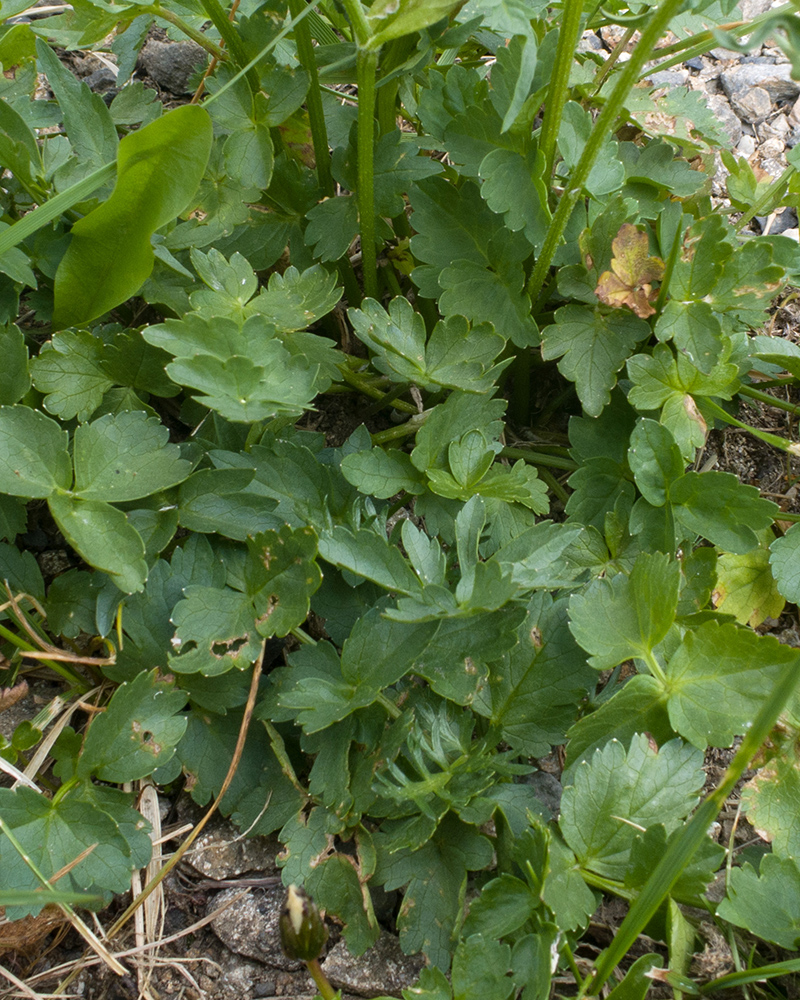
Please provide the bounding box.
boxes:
[713,539,784,627]
[595,224,665,318]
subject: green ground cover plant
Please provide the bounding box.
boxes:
[3,0,800,994]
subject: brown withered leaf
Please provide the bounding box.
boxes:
[595,223,665,318]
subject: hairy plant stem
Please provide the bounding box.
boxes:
[289,0,333,196]
[527,0,686,306]
[739,383,800,417]
[306,957,336,1000]
[371,411,430,444]
[583,660,800,996]
[704,397,800,458]
[538,0,584,183]
[151,4,226,59]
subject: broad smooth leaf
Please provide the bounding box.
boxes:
[0,405,71,498]
[54,105,213,328]
[48,493,148,594]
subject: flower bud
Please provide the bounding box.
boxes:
[279,883,328,961]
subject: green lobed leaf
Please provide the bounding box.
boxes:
[541,306,650,417]
[348,297,507,393]
[245,524,322,638]
[36,38,118,167]
[341,447,427,499]
[72,411,194,502]
[178,468,282,540]
[0,783,150,918]
[665,621,800,748]
[717,855,800,949]
[79,670,187,782]
[376,814,493,970]
[568,552,680,670]
[48,493,148,594]
[560,734,704,881]
[0,405,71,498]
[30,330,113,422]
[169,585,263,675]
[742,751,800,858]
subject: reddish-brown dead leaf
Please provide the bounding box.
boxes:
[595,223,665,318]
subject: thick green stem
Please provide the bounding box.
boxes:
[355,47,379,299]
[371,411,429,444]
[539,0,585,183]
[289,0,334,196]
[527,0,686,306]
[338,365,418,413]
[339,0,371,46]
[152,4,226,59]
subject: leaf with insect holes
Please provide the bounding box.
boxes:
[245,524,322,638]
[78,670,187,782]
[169,585,263,675]
[595,225,665,319]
